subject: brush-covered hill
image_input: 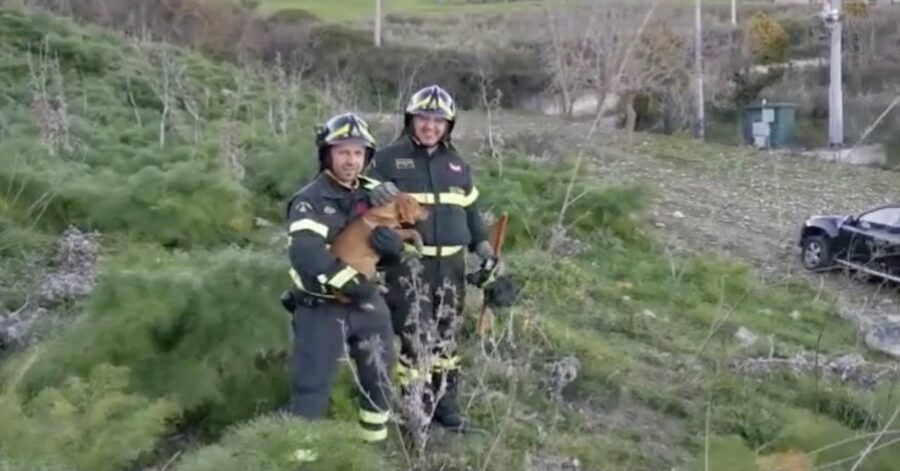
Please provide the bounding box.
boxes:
[1,7,900,471]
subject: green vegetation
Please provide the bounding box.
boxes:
[2,6,900,471]
[0,364,179,471]
[254,0,542,21]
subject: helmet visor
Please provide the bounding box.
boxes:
[328,137,371,149]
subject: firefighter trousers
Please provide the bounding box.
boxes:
[288,293,396,442]
[384,252,466,382]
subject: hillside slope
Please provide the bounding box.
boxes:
[448,109,900,344]
[1,7,900,471]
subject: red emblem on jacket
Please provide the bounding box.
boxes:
[355,201,370,216]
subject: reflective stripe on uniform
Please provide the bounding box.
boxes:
[407,187,478,208]
[289,219,329,237]
[407,193,437,205]
[403,244,463,257]
[359,408,390,425]
[359,175,381,190]
[359,426,388,442]
[327,265,358,289]
[289,269,335,299]
[440,187,478,207]
[358,408,389,443]
[432,355,461,372]
[396,361,430,385]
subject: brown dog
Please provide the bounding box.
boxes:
[330,193,428,283]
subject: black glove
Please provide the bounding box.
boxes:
[280,290,297,313]
[466,256,502,288]
[369,226,405,262]
[337,274,379,305]
[368,182,401,207]
[484,276,521,308]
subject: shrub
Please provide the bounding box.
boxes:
[0,364,178,471]
[18,246,291,432]
[474,155,648,251]
[174,414,392,471]
[748,12,789,65]
[0,9,327,244]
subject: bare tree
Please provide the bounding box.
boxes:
[540,0,687,137]
[219,83,247,184]
[173,70,204,146]
[28,36,71,156]
[541,0,591,118]
[133,40,182,148]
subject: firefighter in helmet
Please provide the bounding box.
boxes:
[282,112,408,454]
[365,86,519,431]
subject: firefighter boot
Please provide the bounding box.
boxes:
[432,369,467,431]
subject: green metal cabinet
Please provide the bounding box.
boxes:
[741,102,797,149]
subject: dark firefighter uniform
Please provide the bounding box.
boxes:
[283,112,398,445]
[365,85,489,429]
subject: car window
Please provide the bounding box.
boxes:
[859,207,900,227]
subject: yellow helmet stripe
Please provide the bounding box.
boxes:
[325,123,351,142]
[409,97,433,112]
[437,98,455,118]
[408,96,454,119]
[358,125,376,145]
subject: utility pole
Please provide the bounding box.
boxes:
[374,0,383,48]
[825,0,843,147]
[694,0,705,139]
[731,0,737,26]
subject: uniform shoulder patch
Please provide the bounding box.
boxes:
[396,158,415,170]
[448,162,463,173]
[293,200,313,213]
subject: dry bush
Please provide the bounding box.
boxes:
[8,0,550,109]
[538,1,695,133]
[748,11,789,65]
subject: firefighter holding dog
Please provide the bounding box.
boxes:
[366,85,520,432]
[282,112,407,452]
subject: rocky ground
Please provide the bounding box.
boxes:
[0,226,102,349]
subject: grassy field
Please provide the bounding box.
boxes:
[253,0,784,22]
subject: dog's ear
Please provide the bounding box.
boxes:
[396,194,421,225]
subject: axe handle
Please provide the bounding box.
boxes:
[477,213,509,338]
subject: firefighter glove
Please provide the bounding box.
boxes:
[280,290,297,314]
[369,226,405,262]
[484,276,521,308]
[467,255,503,288]
[369,181,400,207]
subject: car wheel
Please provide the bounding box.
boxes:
[801,235,833,271]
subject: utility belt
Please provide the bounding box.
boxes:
[281,268,338,313]
[280,287,338,313]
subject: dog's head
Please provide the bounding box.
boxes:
[394,193,428,226]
